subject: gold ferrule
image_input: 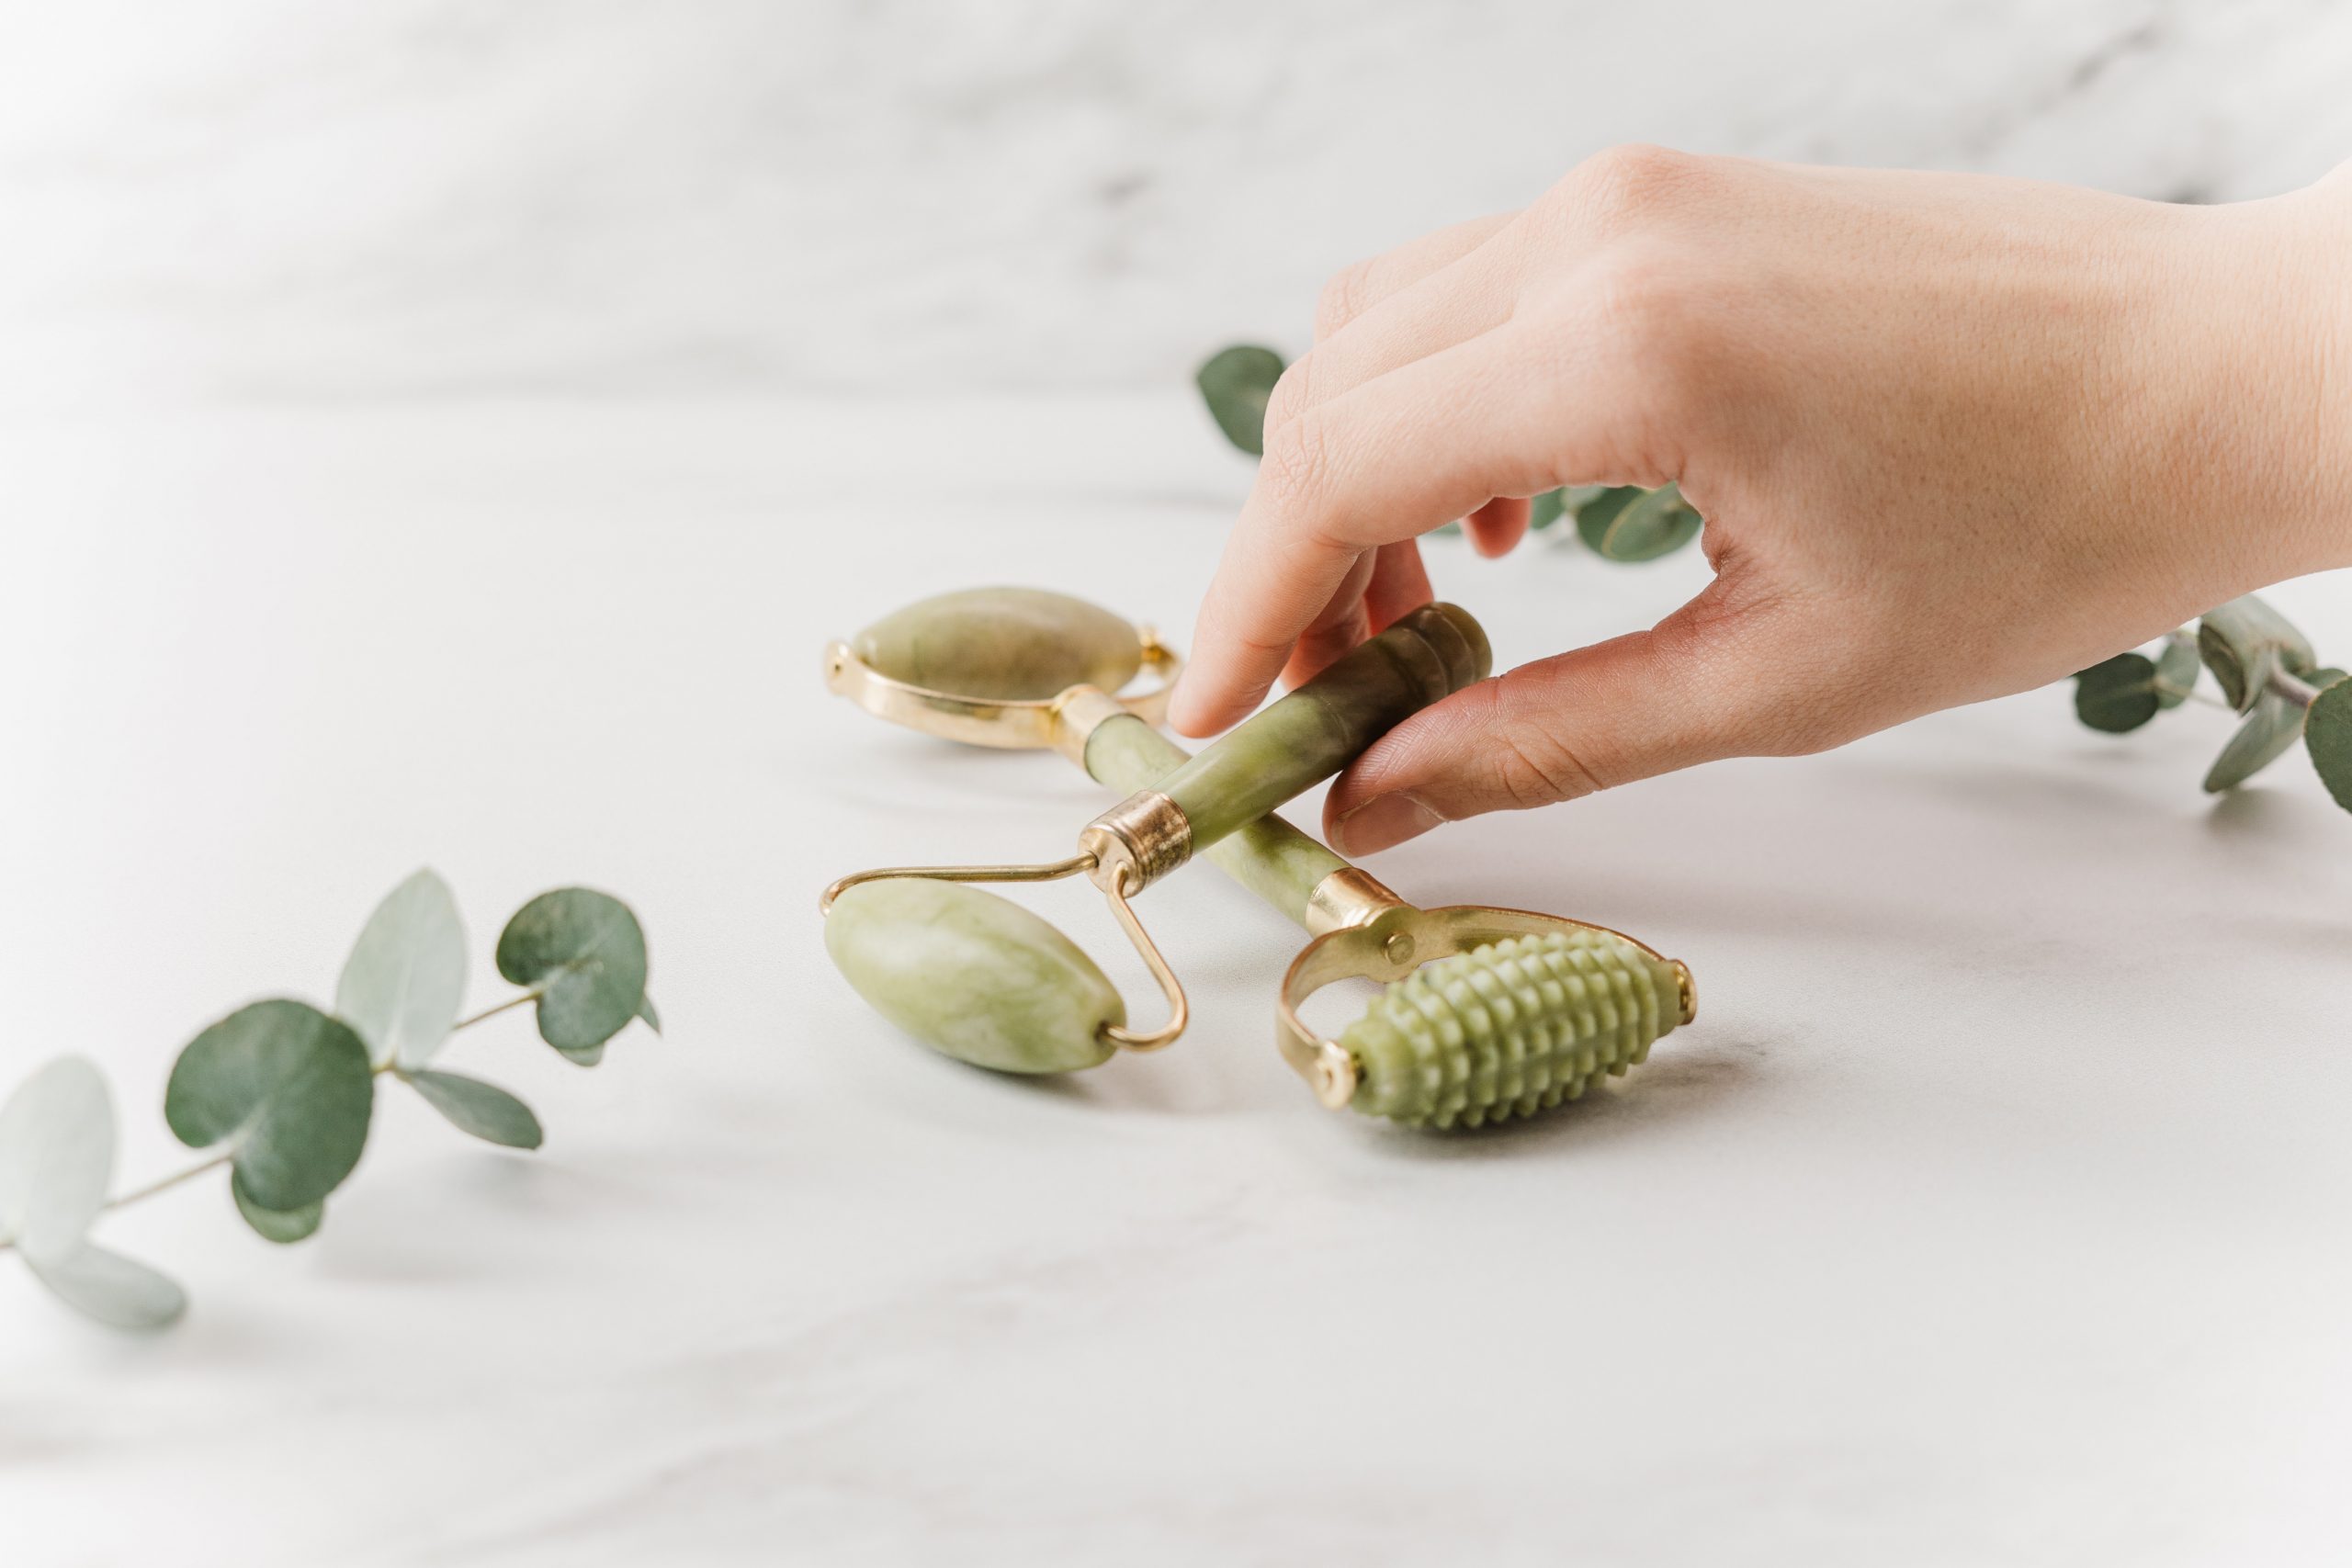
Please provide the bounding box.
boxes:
[1079,791,1193,896]
[1302,866,1411,936]
[1048,685,1130,766]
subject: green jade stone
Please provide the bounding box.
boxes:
[825,877,1123,1074]
[854,586,1142,702]
[1147,601,1490,849]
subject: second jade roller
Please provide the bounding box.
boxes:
[821,600,1490,1071]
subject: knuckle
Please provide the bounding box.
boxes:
[1557,142,1701,232]
[1258,407,1337,517]
[1481,672,1609,805]
[1314,259,1378,340]
[1261,355,1314,434]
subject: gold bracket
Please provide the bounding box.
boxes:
[1275,873,1698,1111]
[822,624,1180,753]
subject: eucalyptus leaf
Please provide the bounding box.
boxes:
[164,999,375,1213]
[24,1244,187,1330]
[1527,490,1566,532]
[232,1169,322,1245]
[406,1071,543,1150]
[2198,594,2314,713]
[494,889,650,1057]
[2154,635,2200,709]
[2303,675,2352,812]
[2072,653,2161,734]
[0,1056,114,1264]
[335,868,468,1071]
[1195,344,1285,456]
[636,993,662,1035]
[1578,484,1702,562]
[2203,691,2304,793]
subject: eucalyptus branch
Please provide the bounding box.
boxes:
[0,873,658,1330]
[2071,595,2352,807]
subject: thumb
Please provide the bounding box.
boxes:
[1323,597,1820,855]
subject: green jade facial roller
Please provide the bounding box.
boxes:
[821,588,1696,1130]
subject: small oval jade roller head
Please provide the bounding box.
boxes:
[822,587,1697,1129]
[820,587,1492,1073]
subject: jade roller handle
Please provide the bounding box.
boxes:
[1132,601,1489,856]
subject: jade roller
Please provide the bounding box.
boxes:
[821,589,1491,1070]
[822,587,1696,1129]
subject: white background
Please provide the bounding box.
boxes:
[7,5,2352,1565]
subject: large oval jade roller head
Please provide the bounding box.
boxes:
[821,588,1492,1071]
[822,587,1698,1129]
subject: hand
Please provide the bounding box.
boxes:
[1168,147,2352,855]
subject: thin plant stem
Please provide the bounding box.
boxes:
[105,1150,232,1212]
[452,990,538,1032]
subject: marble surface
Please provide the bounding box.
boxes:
[6,0,2352,409]
[7,390,2352,1565]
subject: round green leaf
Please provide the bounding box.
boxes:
[406,1071,543,1150]
[164,999,375,1213]
[1527,490,1567,532]
[2072,653,2161,734]
[2153,635,2200,709]
[0,1056,114,1265]
[2203,692,2303,793]
[232,1168,322,1245]
[1577,483,1702,562]
[335,867,468,1070]
[635,993,662,1035]
[2198,594,2314,713]
[1194,344,1285,456]
[25,1244,186,1330]
[2304,675,2352,812]
[494,889,650,1057]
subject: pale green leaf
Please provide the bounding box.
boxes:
[495,889,650,1058]
[2153,634,2200,709]
[1527,490,1566,531]
[25,1244,187,1330]
[1195,344,1285,456]
[232,1169,322,1245]
[636,993,662,1035]
[0,1056,114,1264]
[335,868,469,1070]
[2199,594,2314,713]
[164,999,375,1213]
[2203,691,2303,792]
[406,1071,543,1150]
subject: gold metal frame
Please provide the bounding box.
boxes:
[1275,868,1698,1111]
[822,623,1181,753]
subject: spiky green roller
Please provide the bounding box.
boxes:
[1340,929,1685,1131]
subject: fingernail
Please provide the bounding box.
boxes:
[1331,792,1443,856]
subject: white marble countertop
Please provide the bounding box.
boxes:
[8,390,2352,1565]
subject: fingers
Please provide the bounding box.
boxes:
[1463,496,1530,558]
[1282,550,1378,692]
[1313,211,1517,342]
[1362,539,1433,633]
[1171,318,1657,735]
[1323,591,1815,855]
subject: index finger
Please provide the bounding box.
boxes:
[1170,322,1581,735]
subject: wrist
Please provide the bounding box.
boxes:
[2211,172,2352,581]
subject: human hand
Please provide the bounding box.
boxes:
[1168,148,2352,854]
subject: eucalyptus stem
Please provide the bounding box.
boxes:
[2153,681,2227,710]
[106,1150,232,1213]
[2267,668,2321,708]
[452,990,537,1031]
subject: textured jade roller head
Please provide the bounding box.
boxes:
[821,588,1492,1066]
[820,586,1696,1131]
